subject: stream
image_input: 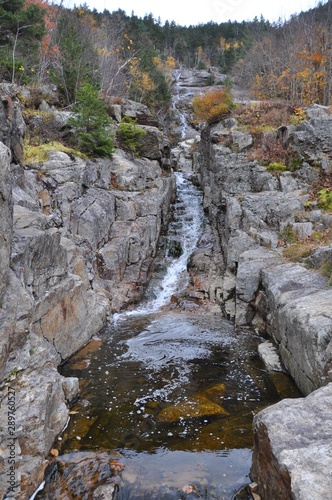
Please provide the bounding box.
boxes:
[37,172,301,499]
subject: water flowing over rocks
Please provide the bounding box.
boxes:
[0,92,175,498]
[2,71,332,498]
[191,107,332,499]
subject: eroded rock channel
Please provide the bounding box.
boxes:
[1,72,332,499]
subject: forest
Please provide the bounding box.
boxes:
[1,0,332,110]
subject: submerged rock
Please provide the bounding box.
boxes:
[158,393,229,423]
[36,451,123,499]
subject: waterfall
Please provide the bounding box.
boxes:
[113,172,203,321]
[172,70,188,139]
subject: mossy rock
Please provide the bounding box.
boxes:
[266,162,287,173]
[23,141,87,165]
[157,394,229,423]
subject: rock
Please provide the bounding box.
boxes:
[121,99,157,126]
[305,244,332,268]
[158,394,229,423]
[35,451,123,499]
[12,226,68,299]
[290,221,313,239]
[33,276,107,360]
[69,189,116,251]
[235,248,279,326]
[231,130,253,150]
[260,263,332,395]
[306,103,332,119]
[0,366,69,498]
[0,85,25,163]
[251,383,332,500]
[0,94,176,499]
[193,106,332,500]
[0,142,12,306]
[62,377,79,404]
[138,125,167,160]
[167,239,183,257]
[175,68,214,87]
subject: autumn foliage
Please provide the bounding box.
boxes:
[192,88,235,125]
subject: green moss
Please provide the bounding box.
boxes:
[23,141,87,165]
[266,161,287,172]
[6,368,18,382]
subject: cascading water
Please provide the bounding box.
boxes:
[115,171,203,320]
[172,71,188,139]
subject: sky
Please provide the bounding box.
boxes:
[57,0,324,26]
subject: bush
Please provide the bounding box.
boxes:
[317,189,332,211]
[192,88,235,124]
[290,107,307,125]
[68,83,115,157]
[23,111,60,146]
[280,224,298,244]
[116,117,146,156]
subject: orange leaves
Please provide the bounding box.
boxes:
[192,88,235,125]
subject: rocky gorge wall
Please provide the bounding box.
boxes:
[0,86,175,499]
[193,107,332,499]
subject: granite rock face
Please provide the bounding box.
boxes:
[194,112,332,499]
[251,383,332,500]
[0,143,12,306]
[0,99,175,498]
[0,83,25,163]
[194,118,332,396]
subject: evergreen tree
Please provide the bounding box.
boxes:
[0,0,45,82]
[68,83,115,157]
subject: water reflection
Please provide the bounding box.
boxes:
[58,312,300,498]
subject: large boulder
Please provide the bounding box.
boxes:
[251,383,332,500]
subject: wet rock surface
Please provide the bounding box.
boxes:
[35,451,124,499]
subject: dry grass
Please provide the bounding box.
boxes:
[233,101,292,131]
[283,228,332,263]
[232,101,302,167]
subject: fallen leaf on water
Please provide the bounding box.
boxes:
[109,461,125,472]
[182,484,201,496]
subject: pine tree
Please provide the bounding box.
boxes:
[0,0,45,83]
[68,83,115,157]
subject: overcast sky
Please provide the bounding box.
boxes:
[57,0,323,26]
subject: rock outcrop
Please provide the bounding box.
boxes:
[194,119,332,396]
[0,91,175,499]
[251,383,332,499]
[0,143,12,306]
[193,109,332,499]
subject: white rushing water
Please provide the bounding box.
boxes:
[114,171,204,321]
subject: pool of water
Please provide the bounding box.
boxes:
[56,311,300,499]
